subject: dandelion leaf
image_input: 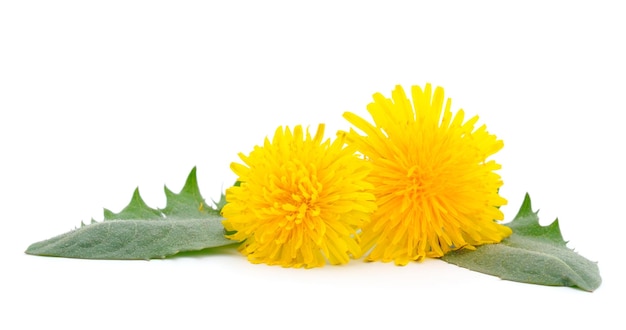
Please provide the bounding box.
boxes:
[442,193,601,291]
[25,167,234,260]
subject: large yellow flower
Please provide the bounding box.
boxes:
[342,84,511,265]
[222,124,376,268]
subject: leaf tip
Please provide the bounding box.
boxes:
[513,193,538,220]
[522,192,532,210]
[181,166,201,195]
[131,187,143,202]
[103,208,114,220]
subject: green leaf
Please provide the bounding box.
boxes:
[442,193,601,291]
[25,167,235,260]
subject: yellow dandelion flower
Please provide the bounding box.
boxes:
[222,124,376,268]
[342,84,512,265]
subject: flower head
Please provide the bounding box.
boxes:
[222,124,376,268]
[342,84,511,265]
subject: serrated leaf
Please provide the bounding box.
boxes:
[442,193,601,291]
[161,167,221,218]
[25,167,235,260]
[103,188,163,221]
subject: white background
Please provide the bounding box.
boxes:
[1,1,624,329]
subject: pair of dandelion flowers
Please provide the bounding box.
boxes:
[221,83,511,268]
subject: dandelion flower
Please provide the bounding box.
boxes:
[222,124,376,268]
[342,84,511,265]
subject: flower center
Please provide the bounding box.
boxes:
[278,161,322,226]
[405,164,435,198]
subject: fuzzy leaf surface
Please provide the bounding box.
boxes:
[442,194,601,291]
[26,167,234,260]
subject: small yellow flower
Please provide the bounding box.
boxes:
[342,84,512,265]
[222,124,376,268]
